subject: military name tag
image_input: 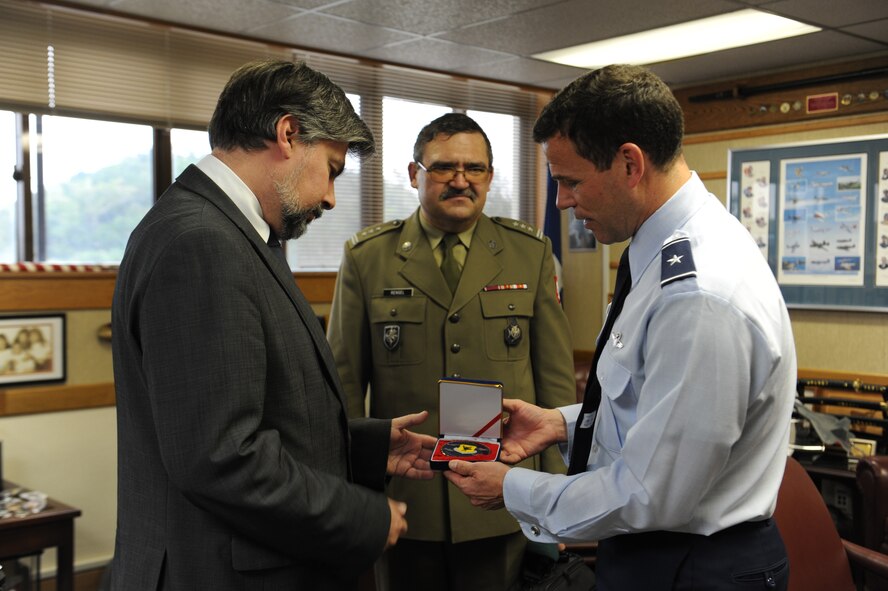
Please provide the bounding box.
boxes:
[383,288,414,297]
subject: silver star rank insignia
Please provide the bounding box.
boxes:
[667,254,683,266]
[660,237,697,287]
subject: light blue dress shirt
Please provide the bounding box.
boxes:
[504,172,797,543]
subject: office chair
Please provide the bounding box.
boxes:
[774,456,888,591]
[857,456,888,591]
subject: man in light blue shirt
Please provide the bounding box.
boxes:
[445,64,796,590]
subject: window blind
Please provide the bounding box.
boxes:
[0,0,288,127]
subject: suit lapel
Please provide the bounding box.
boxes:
[176,165,346,398]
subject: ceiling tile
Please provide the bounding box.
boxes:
[459,57,588,88]
[765,0,888,28]
[249,13,415,52]
[538,75,583,91]
[72,0,116,7]
[439,0,739,55]
[841,19,888,44]
[363,38,513,71]
[110,0,304,33]
[324,0,564,36]
[650,31,886,88]
[265,0,345,9]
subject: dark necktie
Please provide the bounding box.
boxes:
[267,232,289,267]
[567,247,632,475]
[441,234,462,293]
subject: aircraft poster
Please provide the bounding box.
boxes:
[777,154,866,286]
[878,151,888,287]
[737,160,770,259]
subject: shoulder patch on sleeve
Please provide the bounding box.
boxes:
[661,237,697,288]
[491,217,544,241]
[347,219,402,248]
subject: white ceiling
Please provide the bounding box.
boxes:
[55,0,888,90]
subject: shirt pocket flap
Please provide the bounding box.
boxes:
[597,356,631,401]
[370,296,426,323]
[479,290,535,318]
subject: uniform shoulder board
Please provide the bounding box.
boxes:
[660,237,697,287]
[347,219,402,248]
[491,217,544,241]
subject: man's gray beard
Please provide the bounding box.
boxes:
[280,200,323,241]
[273,167,324,241]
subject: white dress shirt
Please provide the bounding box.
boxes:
[195,154,272,243]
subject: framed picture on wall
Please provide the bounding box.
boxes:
[0,314,66,386]
[728,134,888,311]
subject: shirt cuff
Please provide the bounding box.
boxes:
[503,467,558,542]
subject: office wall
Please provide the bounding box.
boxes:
[0,309,116,573]
[560,116,888,374]
[687,118,888,374]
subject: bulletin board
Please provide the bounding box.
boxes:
[727,134,888,311]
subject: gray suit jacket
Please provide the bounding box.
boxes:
[112,165,391,589]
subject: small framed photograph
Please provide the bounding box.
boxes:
[568,217,597,252]
[0,314,66,386]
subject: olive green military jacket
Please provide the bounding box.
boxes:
[327,210,576,543]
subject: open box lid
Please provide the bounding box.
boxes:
[438,378,503,439]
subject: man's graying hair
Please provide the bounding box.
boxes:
[209,59,375,158]
[413,113,493,166]
[533,64,684,171]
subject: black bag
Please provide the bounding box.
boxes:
[518,550,596,591]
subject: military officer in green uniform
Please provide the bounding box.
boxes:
[328,113,575,591]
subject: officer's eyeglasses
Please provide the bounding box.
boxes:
[415,161,491,183]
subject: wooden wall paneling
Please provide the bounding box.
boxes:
[0,272,338,311]
[0,273,116,311]
[0,382,115,416]
[675,56,888,135]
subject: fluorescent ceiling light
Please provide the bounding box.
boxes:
[533,9,821,68]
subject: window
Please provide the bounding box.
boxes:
[0,111,16,262]
[302,51,543,271]
[382,97,451,221]
[287,95,364,271]
[467,109,520,220]
[0,2,547,272]
[31,115,153,263]
[171,128,210,180]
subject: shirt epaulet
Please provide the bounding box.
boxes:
[661,236,697,287]
[492,217,545,241]
[347,220,403,249]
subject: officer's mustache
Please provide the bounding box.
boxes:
[440,187,477,201]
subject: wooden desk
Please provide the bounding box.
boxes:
[0,481,81,591]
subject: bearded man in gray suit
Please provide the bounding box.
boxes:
[111,59,435,590]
